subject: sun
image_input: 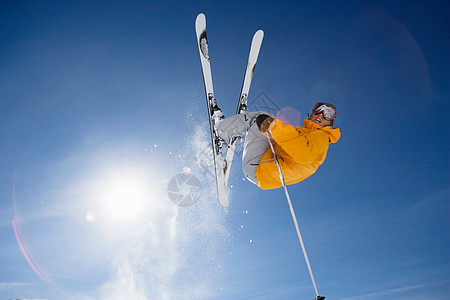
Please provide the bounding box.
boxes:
[105,179,148,219]
[90,168,154,222]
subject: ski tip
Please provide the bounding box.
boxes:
[251,30,264,46]
[195,13,207,36]
[195,13,205,29]
[196,13,205,21]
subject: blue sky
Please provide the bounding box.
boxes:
[1,1,449,299]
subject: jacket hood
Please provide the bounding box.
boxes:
[303,119,341,143]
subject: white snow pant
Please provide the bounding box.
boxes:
[217,111,274,185]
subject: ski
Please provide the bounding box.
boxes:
[195,13,229,207]
[224,29,264,185]
[195,13,263,207]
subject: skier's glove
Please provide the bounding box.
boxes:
[256,114,274,133]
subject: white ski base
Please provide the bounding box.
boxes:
[196,13,229,208]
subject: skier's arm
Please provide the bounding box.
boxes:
[269,119,329,164]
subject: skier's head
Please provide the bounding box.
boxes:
[309,102,337,127]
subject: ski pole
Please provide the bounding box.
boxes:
[265,132,324,300]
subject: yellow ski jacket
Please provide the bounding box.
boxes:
[255,119,341,190]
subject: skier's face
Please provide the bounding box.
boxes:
[309,112,332,126]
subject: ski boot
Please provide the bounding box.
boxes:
[208,94,226,151]
[238,94,248,114]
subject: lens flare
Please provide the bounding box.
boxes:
[86,211,96,222]
[12,215,53,284]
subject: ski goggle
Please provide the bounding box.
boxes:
[312,102,337,121]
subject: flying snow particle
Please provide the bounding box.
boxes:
[183,167,191,175]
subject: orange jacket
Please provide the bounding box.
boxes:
[255,119,341,190]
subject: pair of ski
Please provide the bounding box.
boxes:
[195,13,263,208]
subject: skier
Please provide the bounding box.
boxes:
[212,102,341,190]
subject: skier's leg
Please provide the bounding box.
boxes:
[217,111,267,140]
[241,121,271,184]
[217,111,274,184]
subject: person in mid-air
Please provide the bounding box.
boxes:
[213,102,341,189]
